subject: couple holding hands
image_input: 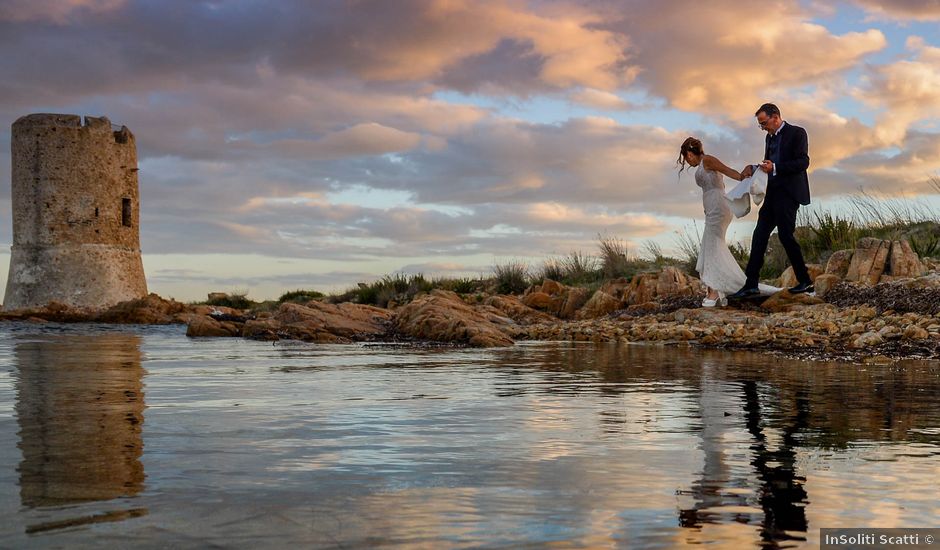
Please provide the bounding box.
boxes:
[678,102,814,307]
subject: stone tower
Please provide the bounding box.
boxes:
[3,114,147,310]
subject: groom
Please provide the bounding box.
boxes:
[729,103,813,299]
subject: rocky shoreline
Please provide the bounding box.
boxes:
[2,238,938,364]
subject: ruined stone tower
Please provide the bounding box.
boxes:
[3,114,147,310]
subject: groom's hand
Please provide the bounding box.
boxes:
[760,160,774,174]
[741,165,754,178]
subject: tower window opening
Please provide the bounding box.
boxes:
[94,207,99,218]
[121,198,132,227]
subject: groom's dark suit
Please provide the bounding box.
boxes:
[743,121,811,288]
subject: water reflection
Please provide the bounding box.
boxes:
[14,332,146,529]
[0,331,937,548]
[489,344,940,547]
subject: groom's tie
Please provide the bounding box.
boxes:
[767,132,781,175]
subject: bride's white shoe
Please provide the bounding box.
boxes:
[701,293,728,308]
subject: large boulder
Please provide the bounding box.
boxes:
[556,287,591,319]
[778,263,824,289]
[624,267,702,305]
[576,290,621,320]
[825,249,855,278]
[521,291,553,310]
[186,315,242,337]
[391,290,514,347]
[521,279,590,319]
[271,301,392,342]
[597,277,632,301]
[483,295,556,325]
[845,238,891,285]
[96,293,193,324]
[887,240,926,278]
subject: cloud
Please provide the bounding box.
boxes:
[597,0,886,116]
[0,0,125,23]
[856,37,940,144]
[569,88,634,110]
[261,123,425,160]
[850,0,940,21]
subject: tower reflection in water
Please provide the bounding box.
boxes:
[14,332,146,531]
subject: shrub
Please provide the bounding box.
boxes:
[674,223,701,274]
[278,289,325,303]
[597,234,630,278]
[205,291,252,310]
[536,257,565,283]
[560,250,600,284]
[493,260,530,294]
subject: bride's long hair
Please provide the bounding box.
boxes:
[676,137,703,174]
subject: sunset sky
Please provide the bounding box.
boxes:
[1,0,939,302]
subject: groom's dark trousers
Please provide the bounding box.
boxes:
[744,122,812,288]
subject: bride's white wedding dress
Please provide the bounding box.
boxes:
[695,163,779,298]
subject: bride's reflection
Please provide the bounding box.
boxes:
[14,332,146,517]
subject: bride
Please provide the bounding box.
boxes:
[677,137,779,307]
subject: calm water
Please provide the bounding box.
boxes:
[0,324,937,549]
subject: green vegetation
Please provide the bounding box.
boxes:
[492,260,530,295]
[278,289,325,303]
[327,273,467,307]
[204,290,252,310]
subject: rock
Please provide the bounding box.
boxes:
[813,274,842,298]
[186,315,241,337]
[0,301,93,323]
[903,325,929,340]
[597,277,631,301]
[887,240,926,278]
[760,290,824,312]
[522,291,553,310]
[241,318,282,341]
[825,249,855,278]
[95,293,192,324]
[556,287,591,319]
[624,267,702,305]
[576,290,621,320]
[845,238,891,285]
[904,273,940,289]
[521,280,590,319]
[272,301,392,342]
[207,292,228,302]
[483,295,556,325]
[391,290,514,347]
[539,279,565,296]
[778,264,824,288]
[851,331,883,348]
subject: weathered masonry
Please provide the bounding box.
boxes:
[3,114,147,310]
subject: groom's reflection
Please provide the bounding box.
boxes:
[14,332,146,508]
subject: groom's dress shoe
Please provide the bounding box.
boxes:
[728,287,760,300]
[789,282,815,294]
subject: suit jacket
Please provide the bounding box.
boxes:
[764,122,810,206]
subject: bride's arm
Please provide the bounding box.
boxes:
[703,155,744,181]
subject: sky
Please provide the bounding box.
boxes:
[0,0,939,302]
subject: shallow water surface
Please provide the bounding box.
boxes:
[0,323,937,548]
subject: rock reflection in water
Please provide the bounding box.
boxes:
[14,333,145,507]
